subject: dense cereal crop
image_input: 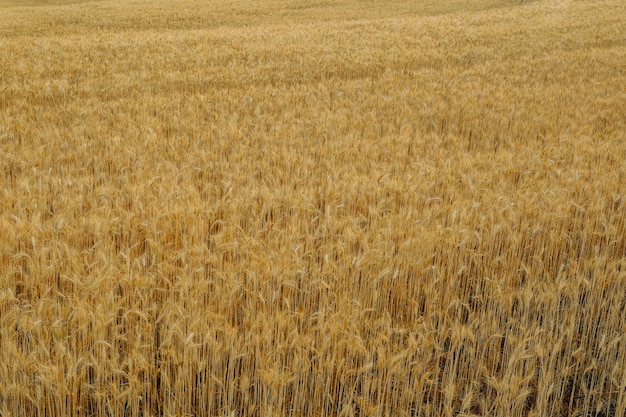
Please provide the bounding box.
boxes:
[1,0,625,416]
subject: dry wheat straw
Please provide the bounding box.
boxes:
[1,0,625,416]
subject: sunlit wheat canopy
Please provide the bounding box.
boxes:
[1,0,625,416]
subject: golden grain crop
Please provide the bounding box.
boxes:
[1,0,625,416]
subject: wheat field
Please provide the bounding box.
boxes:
[1,0,625,416]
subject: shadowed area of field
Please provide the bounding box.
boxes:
[0,0,533,36]
[0,0,98,5]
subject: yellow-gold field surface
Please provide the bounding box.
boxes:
[1,0,625,416]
